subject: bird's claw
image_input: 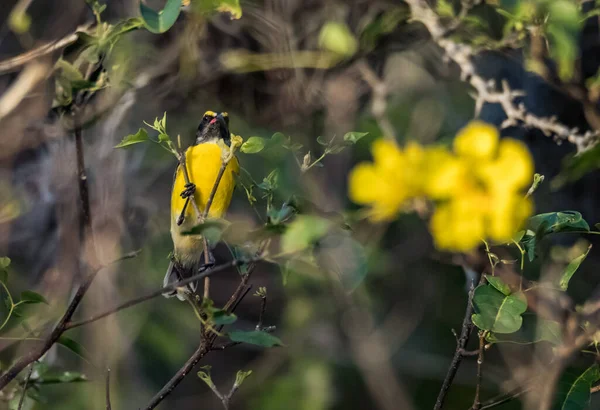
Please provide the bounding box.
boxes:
[180,182,196,199]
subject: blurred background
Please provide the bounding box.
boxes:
[1,0,600,409]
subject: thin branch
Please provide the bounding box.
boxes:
[356,60,396,140]
[64,257,262,330]
[74,119,92,230]
[0,250,138,389]
[405,0,600,152]
[143,342,211,410]
[142,243,266,409]
[256,293,267,331]
[434,281,478,410]
[105,368,112,410]
[471,332,485,410]
[16,363,34,410]
[0,24,91,74]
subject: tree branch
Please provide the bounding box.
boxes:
[434,282,477,410]
[64,257,263,330]
[405,0,600,152]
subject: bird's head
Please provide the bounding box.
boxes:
[195,111,231,146]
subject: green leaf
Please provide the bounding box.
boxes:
[325,145,346,154]
[315,233,368,292]
[182,219,231,244]
[114,128,149,148]
[0,257,10,270]
[19,290,48,305]
[58,371,87,383]
[316,136,329,146]
[471,284,527,334]
[559,245,591,291]
[158,133,170,142]
[343,131,368,144]
[212,310,237,325]
[318,21,357,57]
[486,313,562,345]
[57,336,91,362]
[553,365,600,410]
[544,0,582,81]
[194,0,242,19]
[139,0,182,34]
[521,211,590,261]
[106,17,143,41]
[234,370,252,387]
[485,275,512,296]
[197,365,215,388]
[281,216,331,254]
[228,330,283,347]
[553,144,600,188]
[241,136,266,154]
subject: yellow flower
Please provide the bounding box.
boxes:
[348,140,409,221]
[478,139,534,192]
[347,121,535,252]
[453,121,499,159]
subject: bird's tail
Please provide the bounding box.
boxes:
[162,259,197,301]
[162,251,216,301]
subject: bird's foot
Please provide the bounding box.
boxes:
[180,182,196,199]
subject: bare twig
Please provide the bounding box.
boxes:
[405,0,600,152]
[16,363,34,410]
[0,61,50,120]
[74,119,92,230]
[64,257,263,330]
[141,242,266,409]
[105,368,112,410]
[471,332,485,410]
[0,24,90,74]
[434,282,478,410]
[144,342,211,410]
[0,251,138,390]
[356,60,396,140]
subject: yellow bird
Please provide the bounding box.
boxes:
[163,111,239,300]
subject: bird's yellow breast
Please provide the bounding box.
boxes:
[171,142,239,264]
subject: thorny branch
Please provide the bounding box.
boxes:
[405,0,600,152]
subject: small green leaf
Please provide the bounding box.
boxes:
[553,364,600,410]
[197,365,215,388]
[0,257,11,270]
[281,216,331,254]
[20,290,48,305]
[234,370,252,387]
[316,136,329,146]
[471,284,527,334]
[57,336,91,362]
[318,21,358,57]
[182,219,231,245]
[486,313,561,345]
[325,145,346,154]
[194,0,242,19]
[485,275,512,296]
[559,245,591,291]
[58,371,88,383]
[241,136,266,154]
[139,0,183,34]
[522,211,590,261]
[114,128,149,148]
[228,330,283,347]
[212,310,237,325]
[343,131,368,144]
[158,133,170,142]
